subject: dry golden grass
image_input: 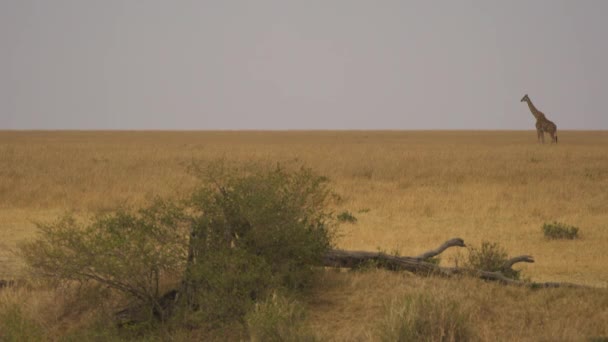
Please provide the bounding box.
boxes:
[1,130,608,340]
[309,270,608,341]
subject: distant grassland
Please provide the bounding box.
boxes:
[1,130,608,287]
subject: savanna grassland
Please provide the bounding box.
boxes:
[1,130,608,341]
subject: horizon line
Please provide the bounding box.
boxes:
[1,129,607,133]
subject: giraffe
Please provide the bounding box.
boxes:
[521,94,558,144]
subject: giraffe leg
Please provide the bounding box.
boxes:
[537,130,542,143]
[550,132,556,144]
[542,131,546,144]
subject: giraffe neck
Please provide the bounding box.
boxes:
[525,99,542,120]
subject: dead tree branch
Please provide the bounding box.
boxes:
[414,238,465,260]
[323,238,588,289]
[502,255,534,270]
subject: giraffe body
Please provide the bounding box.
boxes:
[521,94,558,144]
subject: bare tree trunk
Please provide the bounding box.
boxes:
[323,238,587,288]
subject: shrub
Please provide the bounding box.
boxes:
[376,293,474,342]
[179,247,274,326]
[185,161,336,292]
[467,241,520,280]
[542,222,579,240]
[21,160,338,330]
[178,161,336,326]
[20,200,188,320]
[337,211,357,223]
[246,293,317,342]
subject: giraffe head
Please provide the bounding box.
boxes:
[521,94,529,102]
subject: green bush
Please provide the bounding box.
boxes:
[20,200,188,320]
[467,241,520,280]
[542,222,579,240]
[337,211,357,223]
[185,161,335,291]
[376,293,474,342]
[246,293,317,342]
[179,247,273,326]
[21,161,337,330]
[180,162,336,324]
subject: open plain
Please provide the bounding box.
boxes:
[1,130,608,340]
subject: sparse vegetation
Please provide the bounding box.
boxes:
[246,293,317,342]
[543,222,580,240]
[467,241,521,280]
[377,292,474,342]
[0,303,44,342]
[337,210,357,223]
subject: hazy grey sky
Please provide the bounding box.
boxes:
[1,0,607,130]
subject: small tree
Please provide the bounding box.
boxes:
[179,161,336,323]
[20,200,188,320]
[21,161,337,327]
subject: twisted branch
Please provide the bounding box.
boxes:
[323,238,589,289]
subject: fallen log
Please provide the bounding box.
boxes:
[324,249,438,274]
[323,238,588,288]
[323,238,467,276]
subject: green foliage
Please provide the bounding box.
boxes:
[467,241,520,280]
[542,222,579,240]
[20,200,188,318]
[246,293,317,342]
[180,161,336,325]
[0,304,44,342]
[20,160,337,331]
[186,161,335,291]
[377,293,474,342]
[179,248,273,326]
[17,201,198,327]
[337,211,357,223]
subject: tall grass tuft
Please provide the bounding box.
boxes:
[467,241,520,280]
[0,303,44,342]
[246,293,317,342]
[376,292,475,342]
[543,222,579,240]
